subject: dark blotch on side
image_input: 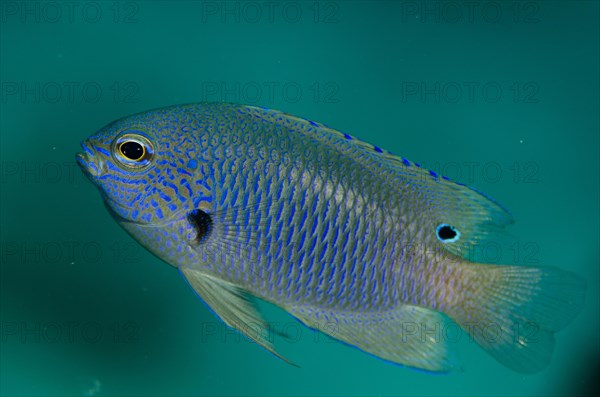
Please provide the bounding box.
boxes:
[188,209,213,244]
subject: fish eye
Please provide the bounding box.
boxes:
[119,140,145,160]
[436,224,460,243]
[113,133,154,169]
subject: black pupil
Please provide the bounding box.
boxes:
[121,141,144,160]
[438,225,457,240]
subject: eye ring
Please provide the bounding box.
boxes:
[119,140,146,161]
[113,132,155,169]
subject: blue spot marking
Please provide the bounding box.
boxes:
[374,146,383,153]
[343,133,352,140]
[188,159,198,169]
[402,158,411,166]
[414,162,421,168]
[429,170,438,178]
[156,208,164,219]
[442,175,450,181]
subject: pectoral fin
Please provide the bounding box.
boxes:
[179,268,294,365]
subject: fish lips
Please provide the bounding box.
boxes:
[76,141,102,179]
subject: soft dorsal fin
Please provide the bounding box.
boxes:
[240,105,514,261]
[287,302,457,372]
[179,268,295,365]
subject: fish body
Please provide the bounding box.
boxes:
[77,103,585,372]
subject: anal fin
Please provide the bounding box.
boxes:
[288,303,456,372]
[180,268,294,365]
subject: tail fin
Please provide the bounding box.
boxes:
[449,264,586,373]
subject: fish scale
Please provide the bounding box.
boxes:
[78,102,585,373]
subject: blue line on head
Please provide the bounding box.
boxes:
[94,146,111,156]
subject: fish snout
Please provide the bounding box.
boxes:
[76,140,102,178]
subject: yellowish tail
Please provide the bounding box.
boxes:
[449,264,586,373]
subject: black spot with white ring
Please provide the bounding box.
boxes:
[436,224,460,243]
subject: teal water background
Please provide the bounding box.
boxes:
[1,1,598,396]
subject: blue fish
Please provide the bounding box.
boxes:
[77,103,585,372]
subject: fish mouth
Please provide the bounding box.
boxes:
[76,141,101,178]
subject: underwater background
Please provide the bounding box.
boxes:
[1,1,598,396]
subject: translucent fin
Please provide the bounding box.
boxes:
[288,303,456,372]
[179,268,295,365]
[450,264,586,373]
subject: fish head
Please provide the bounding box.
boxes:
[76,105,217,267]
